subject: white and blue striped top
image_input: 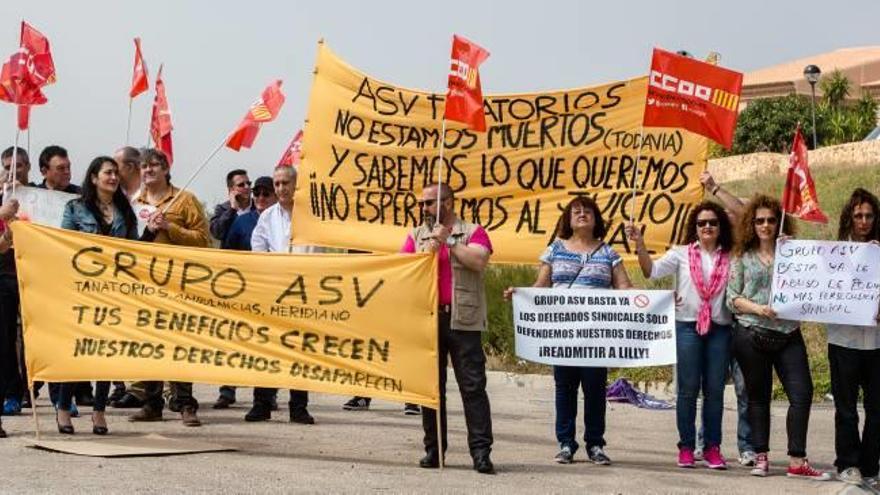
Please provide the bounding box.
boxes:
[539,239,621,289]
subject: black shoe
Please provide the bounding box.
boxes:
[290,409,315,425]
[111,393,144,409]
[168,400,181,413]
[212,395,235,409]
[107,385,126,404]
[342,397,370,411]
[244,404,271,422]
[20,395,32,409]
[403,403,420,415]
[473,455,495,474]
[0,424,5,438]
[419,452,440,468]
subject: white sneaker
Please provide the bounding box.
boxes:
[838,467,863,485]
[693,448,704,461]
[739,450,757,467]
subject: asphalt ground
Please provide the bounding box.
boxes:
[0,372,859,494]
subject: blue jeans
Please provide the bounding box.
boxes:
[676,321,731,449]
[554,366,607,453]
[697,357,755,454]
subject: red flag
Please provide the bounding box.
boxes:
[226,80,285,151]
[643,48,743,149]
[782,127,827,223]
[20,21,56,86]
[277,129,303,167]
[150,65,173,165]
[444,35,489,132]
[130,37,149,98]
[0,51,47,105]
[17,105,29,130]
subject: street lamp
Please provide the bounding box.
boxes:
[803,64,822,149]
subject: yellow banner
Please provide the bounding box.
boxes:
[293,44,708,263]
[14,222,439,408]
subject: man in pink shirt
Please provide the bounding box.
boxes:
[405,182,495,474]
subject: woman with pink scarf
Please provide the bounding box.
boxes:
[626,201,734,470]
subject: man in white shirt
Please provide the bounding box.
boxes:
[245,165,316,424]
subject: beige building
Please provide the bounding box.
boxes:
[742,46,880,105]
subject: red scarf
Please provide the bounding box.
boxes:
[688,242,729,335]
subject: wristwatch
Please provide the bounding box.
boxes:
[445,235,458,247]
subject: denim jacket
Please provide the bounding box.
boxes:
[61,198,138,239]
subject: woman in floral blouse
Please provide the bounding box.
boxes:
[726,194,829,481]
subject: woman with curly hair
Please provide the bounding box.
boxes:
[826,188,880,485]
[726,194,829,480]
[627,201,734,469]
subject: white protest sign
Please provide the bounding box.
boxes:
[4,186,77,227]
[512,288,676,367]
[132,203,156,237]
[771,239,880,326]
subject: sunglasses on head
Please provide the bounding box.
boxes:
[753,216,778,226]
[419,196,451,207]
[696,219,719,228]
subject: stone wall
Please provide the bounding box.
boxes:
[708,140,880,183]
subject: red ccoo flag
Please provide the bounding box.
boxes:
[226,80,285,151]
[277,129,303,167]
[130,37,149,98]
[0,50,47,106]
[20,21,56,87]
[444,35,489,132]
[782,126,827,223]
[643,48,743,149]
[150,65,173,165]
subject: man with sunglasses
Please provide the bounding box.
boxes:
[210,168,253,244]
[406,182,495,474]
[208,176,278,410]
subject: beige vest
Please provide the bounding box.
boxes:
[411,219,488,332]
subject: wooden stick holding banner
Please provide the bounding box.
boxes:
[161,138,226,214]
[29,385,40,439]
[629,126,646,223]
[435,119,447,227]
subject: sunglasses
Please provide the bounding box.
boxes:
[854,213,875,221]
[253,189,273,198]
[419,196,451,207]
[696,219,719,228]
[753,216,778,226]
[233,181,252,188]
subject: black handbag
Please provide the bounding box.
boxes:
[747,326,792,353]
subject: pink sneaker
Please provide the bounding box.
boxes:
[678,447,696,468]
[703,445,728,470]
[750,453,769,477]
[786,459,831,481]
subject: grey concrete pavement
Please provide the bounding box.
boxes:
[0,372,858,494]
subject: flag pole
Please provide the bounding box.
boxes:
[125,97,134,145]
[9,129,20,197]
[29,383,40,440]
[161,137,226,214]
[629,126,646,224]
[435,119,447,227]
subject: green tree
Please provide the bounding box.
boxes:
[731,94,818,154]
[820,69,851,109]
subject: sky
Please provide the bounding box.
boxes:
[1,0,878,206]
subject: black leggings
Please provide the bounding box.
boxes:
[733,326,813,457]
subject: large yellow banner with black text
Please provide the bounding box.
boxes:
[13,222,439,408]
[293,43,708,263]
